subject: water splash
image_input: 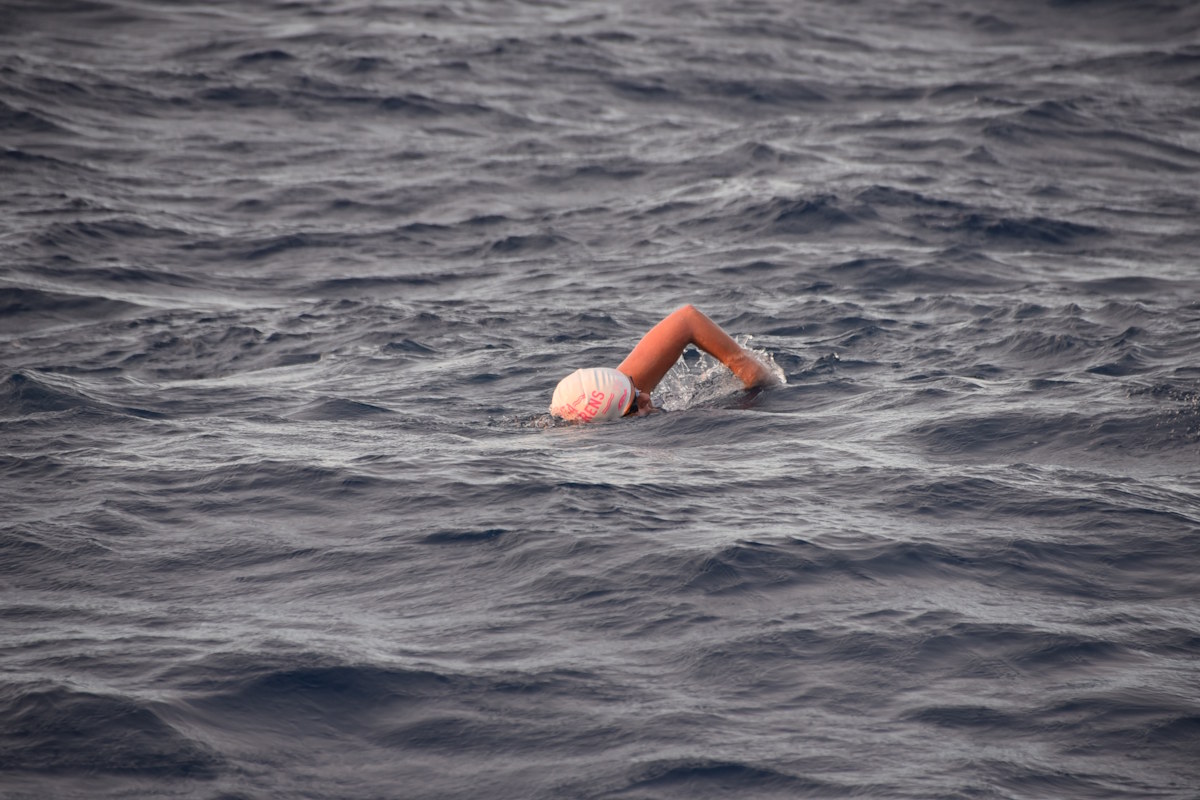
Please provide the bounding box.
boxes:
[654,336,786,412]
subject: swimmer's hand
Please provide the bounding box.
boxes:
[633,390,656,416]
[730,349,781,388]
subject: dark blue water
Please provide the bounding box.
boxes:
[3,1,1200,797]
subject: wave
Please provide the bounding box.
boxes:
[0,684,220,777]
[608,758,843,798]
[565,507,1200,606]
[0,371,160,420]
[176,652,622,759]
[288,397,394,421]
[0,287,143,335]
[0,99,73,135]
[83,320,324,381]
[982,99,1200,174]
[905,404,1200,461]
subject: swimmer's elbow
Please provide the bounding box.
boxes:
[674,303,703,322]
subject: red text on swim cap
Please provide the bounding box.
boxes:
[577,389,609,422]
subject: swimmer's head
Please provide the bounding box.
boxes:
[549,367,635,422]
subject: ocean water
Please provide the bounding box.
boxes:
[2,0,1200,797]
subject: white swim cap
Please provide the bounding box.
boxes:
[550,367,635,422]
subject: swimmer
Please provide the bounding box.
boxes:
[549,304,779,422]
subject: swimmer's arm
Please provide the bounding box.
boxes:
[617,304,777,394]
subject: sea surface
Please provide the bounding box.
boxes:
[2,1,1200,798]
